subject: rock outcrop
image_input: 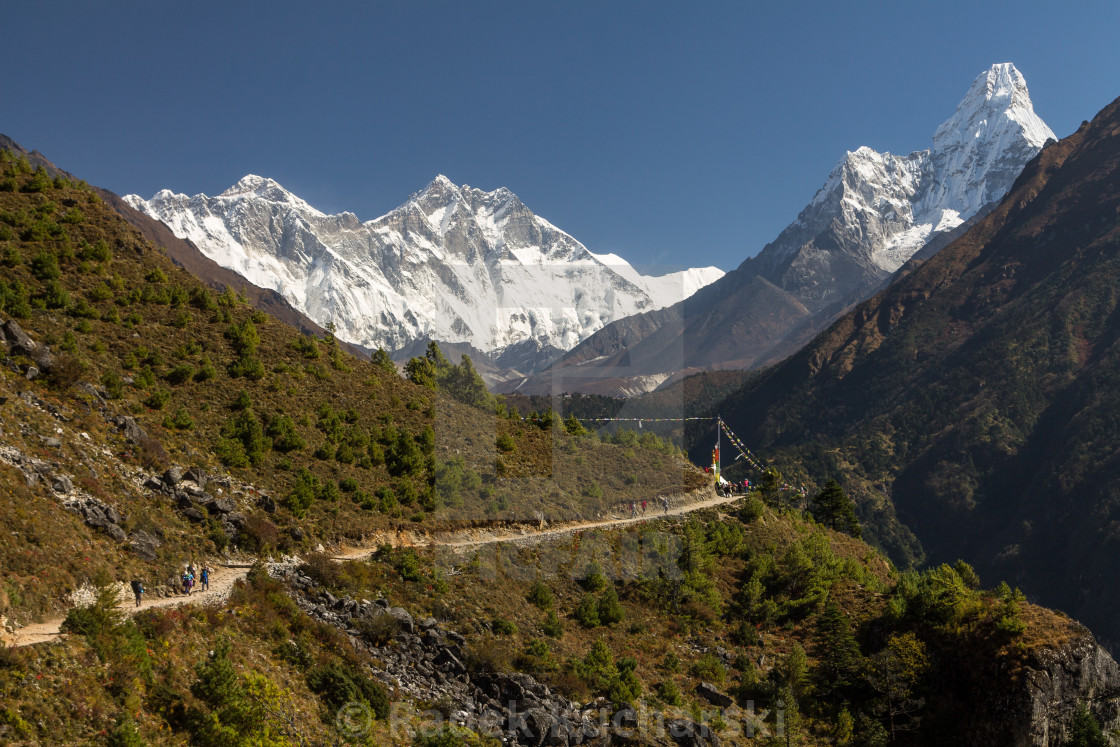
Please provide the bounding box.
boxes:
[273,566,719,746]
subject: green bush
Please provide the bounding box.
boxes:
[59,574,122,637]
[527,580,554,610]
[496,433,515,453]
[163,407,194,430]
[266,414,305,453]
[285,468,319,518]
[542,610,563,638]
[143,389,171,410]
[166,363,195,385]
[656,680,683,706]
[492,617,517,635]
[217,408,269,467]
[305,662,389,720]
[575,594,600,628]
[598,585,624,625]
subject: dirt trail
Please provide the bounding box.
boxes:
[1,564,247,648]
[3,489,741,648]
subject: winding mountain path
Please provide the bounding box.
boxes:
[3,489,740,648]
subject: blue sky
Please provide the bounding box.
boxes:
[2,1,1117,271]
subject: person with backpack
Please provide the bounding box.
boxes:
[182,571,192,596]
[130,579,144,607]
[200,566,210,592]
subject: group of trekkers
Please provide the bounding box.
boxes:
[621,496,672,518]
[718,479,751,498]
[180,563,210,596]
[128,562,211,607]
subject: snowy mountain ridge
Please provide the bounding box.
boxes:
[496,63,1057,396]
[765,63,1054,298]
[125,175,723,363]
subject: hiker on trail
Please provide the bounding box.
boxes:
[130,579,144,608]
[187,563,196,578]
[182,571,193,596]
[200,566,210,592]
[629,501,636,518]
[662,495,670,514]
[641,500,647,514]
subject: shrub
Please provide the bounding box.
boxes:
[598,585,624,625]
[78,239,112,262]
[496,433,515,453]
[143,388,171,410]
[42,279,69,309]
[492,617,517,635]
[575,594,600,628]
[305,662,390,720]
[583,561,608,592]
[691,652,726,684]
[285,468,319,518]
[542,610,563,638]
[266,414,305,452]
[657,680,683,706]
[60,573,122,637]
[163,407,194,430]
[396,549,423,582]
[101,371,124,399]
[217,408,269,467]
[194,357,217,382]
[166,363,195,385]
[527,580,554,610]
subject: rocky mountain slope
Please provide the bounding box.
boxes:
[504,63,1054,396]
[708,90,1120,652]
[125,174,723,371]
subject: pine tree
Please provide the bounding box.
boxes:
[1065,704,1109,747]
[813,600,863,695]
[811,479,861,537]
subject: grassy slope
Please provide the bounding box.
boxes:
[0,153,704,628]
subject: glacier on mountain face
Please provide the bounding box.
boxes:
[125,174,723,363]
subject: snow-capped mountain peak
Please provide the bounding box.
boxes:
[919,62,1055,222]
[763,62,1053,296]
[218,174,325,216]
[124,177,723,363]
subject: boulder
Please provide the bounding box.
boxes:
[695,682,733,708]
[183,466,206,485]
[162,466,184,486]
[31,346,53,371]
[257,495,277,513]
[114,416,147,444]
[2,319,37,354]
[51,474,73,494]
[75,382,105,404]
[182,508,206,523]
[129,530,161,561]
[208,497,237,514]
[388,607,415,634]
[24,366,39,381]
